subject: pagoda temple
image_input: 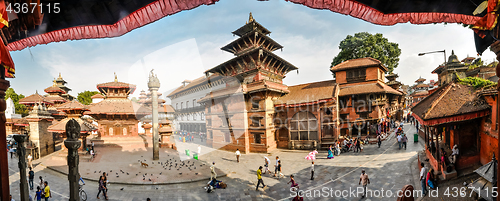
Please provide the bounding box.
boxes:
[53,73,74,100]
[199,13,298,153]
[84,74,150,136]
[19,91,54,111]
[432,50,468,86]
[48,100,97,149]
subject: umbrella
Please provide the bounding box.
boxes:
[305,150,318,160]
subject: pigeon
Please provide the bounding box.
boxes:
[94,171,96,173]
[160,172,162,175]
[179,173,182,175]
[143,178,145,180]
[194,167,196,169]
[116,175,119,178]
[127,173,129,175]
[136,174,138,176]
[110,170,112,172]
[195,173,198,175]
[149,179,151,181]
[158,162,160,164]
[120,188,124,190]
[99,171,101,173]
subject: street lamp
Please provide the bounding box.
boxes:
[418,50,446,64]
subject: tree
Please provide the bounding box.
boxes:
[77,91,100,105]
[5,88,28,116]
[331,32,401,73]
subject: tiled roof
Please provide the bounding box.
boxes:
[159,126,173,133]
[44,86,66,94]
[45,95,67,102]
[412,83,490,120]
[276,80,336,105]
[91,94,104,99]
[330,57,388,72]
[48,118,98,133]
[412,91,429,96]
[338,82,402,96]
[13,118,29,126]
[96,81,136,94]
[84,99,151,115]
[57,100,87,111]
[19,92,54,105]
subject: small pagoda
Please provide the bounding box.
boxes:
[54,73,74,100]
[84,73,151,136]
[47,100,97,150]
[385,73,402,90]
[199,13,298,153]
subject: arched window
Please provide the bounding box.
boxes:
[176,103,178,109]
[181,102,184,109]
[290,112,318,141]
[187,101,190,108]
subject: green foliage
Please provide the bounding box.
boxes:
[466,58,484,70]
[331,32,401,73]
[5,88,28,116]
[458,76,497,89]
[131,97,138,103]
[487,61,498,67]
[77,91,100,105]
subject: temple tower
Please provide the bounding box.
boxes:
[200,13,298,153]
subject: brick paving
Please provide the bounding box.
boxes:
[9,123,430,200]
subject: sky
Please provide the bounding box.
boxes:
[7,0,497,103]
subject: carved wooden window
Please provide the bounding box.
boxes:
[290,112,318,141]
[253,132,263,144]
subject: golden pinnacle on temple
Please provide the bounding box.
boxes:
[114,72,118,82]
[249,12,254,23]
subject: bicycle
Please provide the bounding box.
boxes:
[79,184,87,201]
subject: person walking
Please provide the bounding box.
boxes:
[274,156,280,177]
[335,141,341,156]
[27,153,33,169]
[256,166,266,191]
[28,167,34,190]
[97,176,108,200]
[210,162,217,180]
[420,163,428,196]
[288,175,299,190]
[35,186,42,201]
[358,170,370,198]
[264,157,272,174]
[277,160,284,179]
[235,149,241,163]
[310,161,314,180]
[38,176,44,191]
[43,181,51,201]
[102,172,108,193]
[402,134,408,150]
[356,138,361,153]
[397,134,402,150]
[91,141,94,152]
[377,133,382,148]
[327,145,334,159]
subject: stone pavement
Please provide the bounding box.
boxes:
[9,123,425,200]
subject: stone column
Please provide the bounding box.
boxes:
[64,119,82,201]
[0,77,9,201]
[148,70,160,160]
[14,134,29,201]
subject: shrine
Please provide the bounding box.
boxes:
[85,74,150,136]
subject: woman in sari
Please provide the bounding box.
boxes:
[327,145,334,159]
[426,169,435,189]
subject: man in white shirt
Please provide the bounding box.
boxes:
[310,161,314,180]
[235,149,241,163]
[397,134,402,150]
[450,145,459,164]
[420,163,428,196]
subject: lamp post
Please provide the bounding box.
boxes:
[148,69,160,160]
[417,50,446,64]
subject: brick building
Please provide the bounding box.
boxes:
[331,57,404,137]
[199,13,298,153]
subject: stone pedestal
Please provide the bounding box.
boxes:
[14,134,29,201]
[64,119,82,201]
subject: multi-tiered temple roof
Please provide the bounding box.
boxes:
[204,13,298,87]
